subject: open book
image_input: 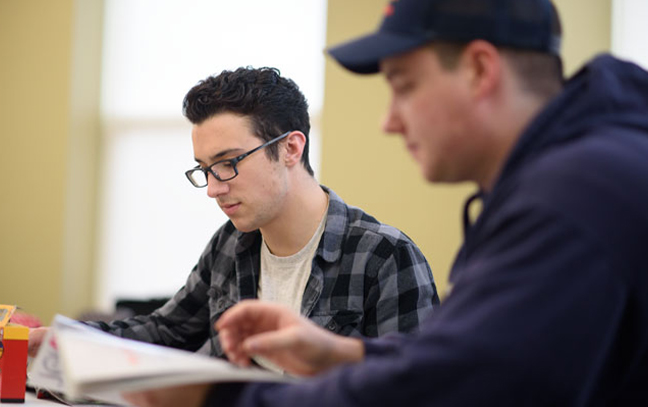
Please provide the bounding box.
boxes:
[28,315,294,405]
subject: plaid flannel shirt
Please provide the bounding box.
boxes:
[89,186,439,357]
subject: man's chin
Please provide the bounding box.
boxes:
[229,219,257,233]
[421,166,446,184]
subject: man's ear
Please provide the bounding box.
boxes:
[461,40,502,100]
[283,131,307,167]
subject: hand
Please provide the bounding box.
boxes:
[123,383,211,407]
[216,300,364,376]
[28,327,49,357]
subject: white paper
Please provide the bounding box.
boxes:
[28,315,293,406]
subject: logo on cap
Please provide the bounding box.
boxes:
[383,0,399,16]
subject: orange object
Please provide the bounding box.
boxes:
[1,308,29,403]
[0,306,15,328]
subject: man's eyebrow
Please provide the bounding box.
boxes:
[195,148,244,165]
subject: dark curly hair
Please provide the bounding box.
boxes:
[183,67,313,176]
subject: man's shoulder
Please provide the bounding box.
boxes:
[514,129,648,202]
[325,187,407,241]
[489,129,648,252]
[334,198,418,253]
[323,199,431,284]
[345,205,404,240]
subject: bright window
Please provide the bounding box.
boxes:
[612,0,648,69]
[97,0,327,309]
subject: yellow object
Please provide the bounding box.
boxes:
[0,304,17,328]
[2,324,29,341]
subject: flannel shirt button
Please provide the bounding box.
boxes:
[216,299,226,309]
[326,320,337,331]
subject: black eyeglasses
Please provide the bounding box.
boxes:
[185,131,292,187]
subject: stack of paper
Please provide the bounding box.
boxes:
[28,315,293,405]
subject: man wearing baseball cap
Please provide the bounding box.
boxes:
[126,0,648,405]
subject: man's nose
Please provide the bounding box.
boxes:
[382,101,404,135]
[206,173,229,198]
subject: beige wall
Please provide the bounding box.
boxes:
[0,0,73,322]
[555,0,612,75]
[320,0,612,298]
[0,0,612,323]
[0,0,102,323]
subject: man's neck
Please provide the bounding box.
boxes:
[478,93,550,192]
[260,177,329,257]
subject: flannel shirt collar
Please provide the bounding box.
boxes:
[231,185,347,263]
[317,185,347,264]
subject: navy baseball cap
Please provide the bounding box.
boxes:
[327,0,562,74]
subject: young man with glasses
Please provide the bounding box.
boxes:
[125,0,648,406]
[28,67,439,366]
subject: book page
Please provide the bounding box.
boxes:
[29,315,295,405]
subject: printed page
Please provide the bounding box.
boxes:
[28,316,87,394]
[29,315,294,405]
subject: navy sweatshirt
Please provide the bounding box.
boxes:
[211,54,648,406]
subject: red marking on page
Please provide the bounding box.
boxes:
[124,349,139,365]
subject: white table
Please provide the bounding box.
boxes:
[22,392,113,406]
[22,392,55,405]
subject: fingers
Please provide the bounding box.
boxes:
[123,390,155,407]
[241,328,298,356]
[217,301,295,366]
[219,327,253,367]
[216,300,281,331]
[123,384,211,407]
[239,329,317,375]
[215,300,362,376]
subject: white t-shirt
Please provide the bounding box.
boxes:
[255,201,328,372]
[258,207,328,313]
